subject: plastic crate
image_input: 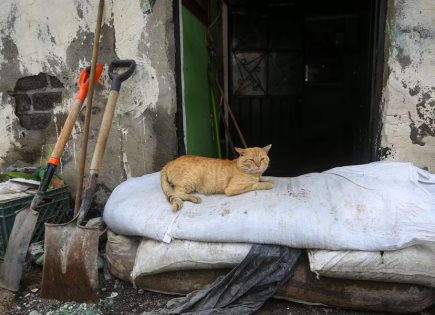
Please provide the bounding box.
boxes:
[0,185,70,259]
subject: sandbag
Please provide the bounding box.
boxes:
[308,243,435,288]
[142,245,301,315]
[135,269,435,313]
[132,238,251,279]
[104,235,435,314]
[103,161,435,251]
[105,230,141,281]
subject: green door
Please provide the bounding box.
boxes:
[182,6,219,158]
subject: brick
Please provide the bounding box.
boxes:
[14,94,31,113]
[49,75,63,88]
[33,92,62,111]
[18,113,52,130]
[15,73,48,91]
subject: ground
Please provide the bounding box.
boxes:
[1,267,435,315]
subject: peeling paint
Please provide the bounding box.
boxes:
[0,93,20,161]
[381,0,435,172]
[408,85,420,96]
[0,0,177,205]
[115,59,159,117]
[112,1,159,116]
[395,46,412,70]
[0,0,159,113]
[379,146,394,159]
[119,124,132,180]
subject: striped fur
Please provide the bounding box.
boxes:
[160,145,273,212]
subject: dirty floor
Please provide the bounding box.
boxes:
[1,267,435,315]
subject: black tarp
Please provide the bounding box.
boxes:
[144,244,301,315]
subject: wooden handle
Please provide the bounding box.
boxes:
[75,0,105,215]
[51,98,84,159]
[89,91,119,174]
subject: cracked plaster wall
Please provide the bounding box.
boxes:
[381,0,435,171]
[0,0,178,205]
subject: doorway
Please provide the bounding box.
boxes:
[176,0,386,176]
[226,0,386,176]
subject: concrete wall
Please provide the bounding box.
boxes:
[381,0,435,171]
[0,0,178,205]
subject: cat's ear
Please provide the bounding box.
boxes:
[235,147,245,156]
[262,144,272,153]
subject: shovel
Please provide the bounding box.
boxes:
[41,59,136,303]
[0,65,103,292]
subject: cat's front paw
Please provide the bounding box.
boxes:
[191,195,202,204]
[260,181,273,190]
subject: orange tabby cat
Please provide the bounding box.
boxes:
[160,145,273,212]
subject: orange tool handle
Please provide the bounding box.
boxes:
[47,64,103,164]
[37,65,103,198]
[76,63,104,101]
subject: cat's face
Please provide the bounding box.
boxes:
[235,145,271,175]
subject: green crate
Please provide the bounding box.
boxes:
[0,185,70,259]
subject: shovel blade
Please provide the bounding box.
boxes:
[41,222,102,303]
[0,208,39,291]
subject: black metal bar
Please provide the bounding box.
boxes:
[368,0,387,161]
[174,0,186,155]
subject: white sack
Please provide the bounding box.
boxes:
[131,239,251,279]
[105,230,141,281]
[308,244,435,288]
[103,161,435,251]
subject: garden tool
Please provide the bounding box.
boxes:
[75,0,105,216]
[41,59,136,303]
[0,64,103,292]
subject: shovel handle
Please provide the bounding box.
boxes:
[89,59,136,173]
[32,97,85,207]
[49,65,104,165]
[108,60,136,91]
[78,60,135,223]
[31,66,103,209]
[50,99,84,162]
[89,91,119,174]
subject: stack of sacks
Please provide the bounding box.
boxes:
[103,161,435,312]
[105,231,435,290]
[308,245,435,288]
[105,230,435,313]
[308,165,435,289]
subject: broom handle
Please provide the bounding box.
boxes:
[74,0,105,215]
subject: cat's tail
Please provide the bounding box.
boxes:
[160,169,183,212]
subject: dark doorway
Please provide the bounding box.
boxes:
[226,0,386,176]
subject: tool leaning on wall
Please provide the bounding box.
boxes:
[0,65,104,292]
[0,0,106,293]
[41,59,136,303]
